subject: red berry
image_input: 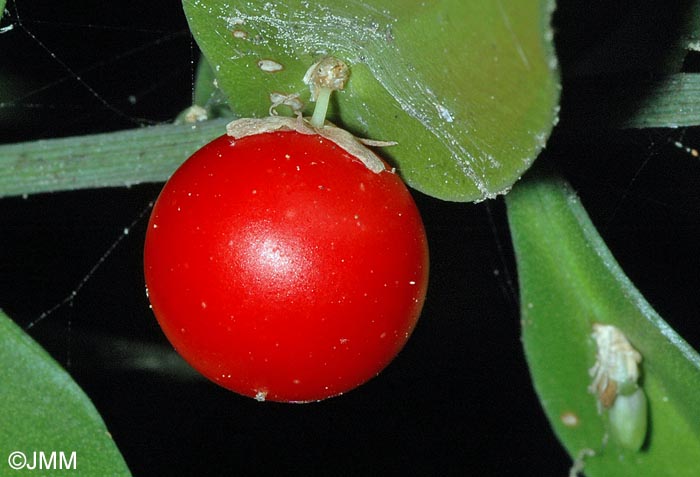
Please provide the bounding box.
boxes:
[144,130,428,402]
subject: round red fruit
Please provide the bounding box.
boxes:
[144,130,429,402]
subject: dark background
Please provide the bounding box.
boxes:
[2,0,699,475]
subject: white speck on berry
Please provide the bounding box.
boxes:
[254,391,267,402]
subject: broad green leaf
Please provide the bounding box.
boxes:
[505,165,700,476]
[0,310,131,476]
[183,0,560,202]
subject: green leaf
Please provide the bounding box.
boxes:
[192,57,233,117]
[176,58,234,123]
[619,74,700,128]
[183,0,560,201]
[0,118,228,198]
[193,56,219,108]
[567,74,700,130]
[0,310,131,475]
[505,165,700,476]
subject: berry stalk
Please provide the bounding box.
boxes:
[303,57,350,128]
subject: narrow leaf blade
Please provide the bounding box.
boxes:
[566,73,700,130]
[0,118,229,198]
[505,166,700,475]
[0,310,131,475]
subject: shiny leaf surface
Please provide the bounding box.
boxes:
[183,0,560,201]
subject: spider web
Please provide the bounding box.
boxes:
[1,1,699,475]
[0,0,193,141]
[2,0,699,369]
[0,0,196,363]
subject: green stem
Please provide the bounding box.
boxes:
[309,87,331,128]
[0,118,229,198]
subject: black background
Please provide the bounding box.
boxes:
[2,0,700,475]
